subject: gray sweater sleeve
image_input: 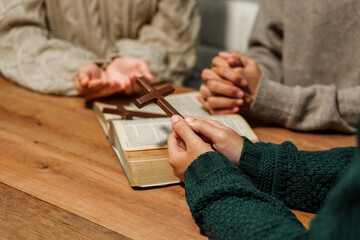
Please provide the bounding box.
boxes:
[250,78,358,133]
[246,0,358,133]
[0,0,101,96]
[115,0,200,85]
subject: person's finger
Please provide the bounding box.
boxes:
[170,115,202,145]
[190,116,228,129]
[87,78,107,88]
[88,66,102,79]
[177,137,186,150]
[131,72,142,80]
[133,72,145,82]
[79,63,102,82]
[211,66,245,86]
[124,80,141,96]
[129,75,143,94]
[120,75,132,89]
[211,56,229,68]
[219,52,245,68]
[74,76,84,94]
[99,70,109,85]
[80,75,90,87]
[206,79,244,98]
[196,94,212,111]
[206,96,244,109]
[82,79,112,99]
[185,118,224,144]
[124,84,134,96]
[227,57,245,69]
[218,51,232,59]
[168,132,186,156]
[106,73,116,87]
[107,70,127,90]
[76,67,89,86]
[227,51,248,65]
[199,84,212,99]
[81,80,104,96]
[124,78,140,96]
[201,68,223,82]
[239,78,248,87]
[137,62,154,82]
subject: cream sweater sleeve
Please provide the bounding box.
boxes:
[246,0,358,133]
[0,0,99,95]
[115,0,200,85]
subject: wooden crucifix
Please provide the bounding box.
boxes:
[135,77,183,118]
[102,105,167,120]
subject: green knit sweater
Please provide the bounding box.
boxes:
[184,133,359,239]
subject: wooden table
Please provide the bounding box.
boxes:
[0,76,356,239]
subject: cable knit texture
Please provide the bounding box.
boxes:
[0,0,200,95]
[184,132,359,239]
[246,0,360,133]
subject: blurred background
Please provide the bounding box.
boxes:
[184,0,261,89]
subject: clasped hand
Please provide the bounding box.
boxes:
[168,115,244,181]
[198,51,261,115]
[74,56,153,100]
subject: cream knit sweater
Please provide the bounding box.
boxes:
[0,0,200,95]
[247,0,360,133]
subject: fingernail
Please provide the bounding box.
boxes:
[236,99,244,105]
[219,51,230,57]
[233,107,239,113]
[171,115,182,124]
[237,91,244,98]
[234,59,242,66]
[81,77,87,85]
[185,117,194,125]
[241,79,247,86]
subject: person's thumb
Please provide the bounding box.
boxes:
[171,115,201,146]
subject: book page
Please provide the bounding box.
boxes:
[113,118,171,151]
[112,114,258,151]
[93,92,209,136]
[207,115,258,142]
[126,92,210,117]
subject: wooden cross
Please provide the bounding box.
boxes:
[102,105,167,120]
[135,77,183,118]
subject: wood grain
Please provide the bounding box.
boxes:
[0,77,206,240]
[254,126,355,151]
[0,183,128,240]
[0,76,356,239]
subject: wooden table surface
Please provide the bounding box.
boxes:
[0,76,356,240]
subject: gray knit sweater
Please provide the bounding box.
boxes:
[247,0,360,133]
[0,0,200,95]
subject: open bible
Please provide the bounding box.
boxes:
[93,92,258,187]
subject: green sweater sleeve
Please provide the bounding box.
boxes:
[238,137,356,212]
[184,146,360,240]
[184,152,307,240]
[308,155,360,239]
